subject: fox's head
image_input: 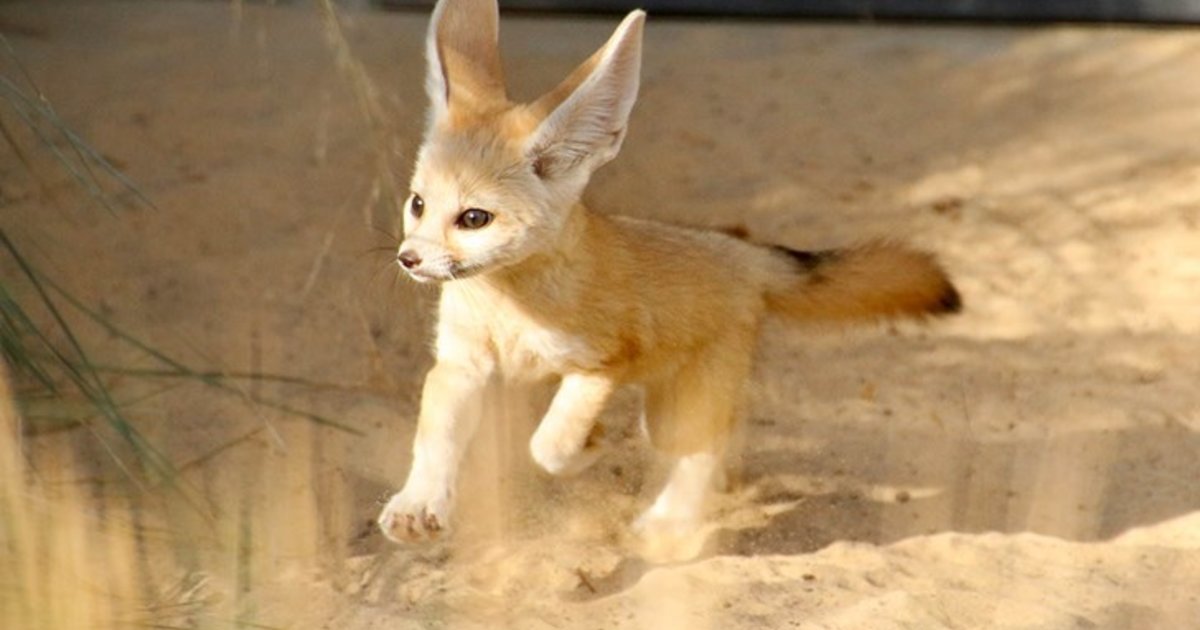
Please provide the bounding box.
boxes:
[397,0,645,283]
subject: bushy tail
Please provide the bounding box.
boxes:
[765,240,961,323]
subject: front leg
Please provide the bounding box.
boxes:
[529,372,617,476]
[378,357,491,542]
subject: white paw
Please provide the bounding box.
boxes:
[377,484,453,543]
[529,422,604,476]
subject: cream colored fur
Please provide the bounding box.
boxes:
[377,0,959,559]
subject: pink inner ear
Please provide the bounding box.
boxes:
[522,10,644,180]
[528,10,644,123]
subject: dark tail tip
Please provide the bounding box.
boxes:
[774,246,839,272]
[719,224,752,240]
[934,282,963,315]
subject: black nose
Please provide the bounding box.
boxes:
[397,250,422,270]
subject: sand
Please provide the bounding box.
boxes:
[1,2,1198,628]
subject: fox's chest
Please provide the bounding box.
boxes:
[491,317,601,378]
[439,280,608,378]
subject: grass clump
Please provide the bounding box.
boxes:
[0,31,355,630]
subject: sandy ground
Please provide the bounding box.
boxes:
[2,2,1199,629]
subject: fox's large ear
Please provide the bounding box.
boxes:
[426,0,507,123]
[526,10,644,179]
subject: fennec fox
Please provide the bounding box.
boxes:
[377,0,960,554]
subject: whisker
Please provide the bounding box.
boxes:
[359,245,398,259]
[369,223,402,245]
[367,259,400,285]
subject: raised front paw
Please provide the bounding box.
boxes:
[377,485,453,543]
[529,421,605,476]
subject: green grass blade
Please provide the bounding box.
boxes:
[88,364,356,391]
[0,36,156,211]
[0,114,38,175]
[0,292,59,393]
[0,231,216,517]
[0,78,121,214]
[19,247,363,435]
[31,272,362,434]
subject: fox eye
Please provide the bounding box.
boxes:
[456,208,493,230]
[409,194,424,219]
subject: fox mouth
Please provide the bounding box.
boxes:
[448,262,486,280]
[403,268,441,284]
[402,260,486,283]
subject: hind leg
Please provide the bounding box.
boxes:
[635,332,754,557]
[633,450,723,535]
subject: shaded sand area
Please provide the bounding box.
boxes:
[1,2,1198,628]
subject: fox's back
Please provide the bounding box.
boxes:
[558,212,782,376]
[604,214,780,321]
